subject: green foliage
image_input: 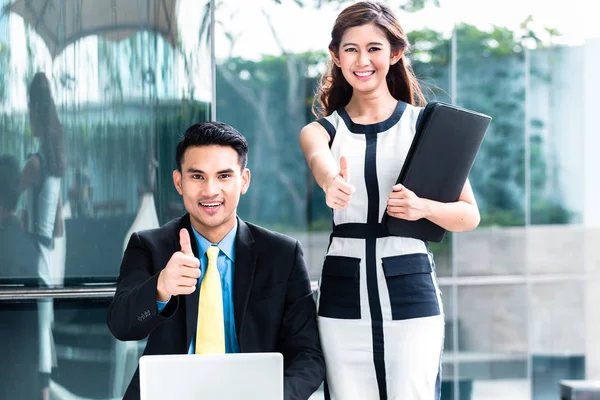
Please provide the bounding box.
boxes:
[397,0,440,12]
[411,22,570,228]
[0,4,571,233]
[408,29,450,66]
[455,23,525,59]
[215,53,317,228]
[210,18,572,230]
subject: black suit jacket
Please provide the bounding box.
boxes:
[107,214,324,400]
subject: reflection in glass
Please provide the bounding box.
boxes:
[0,153,47,399]
[0,0,211,285]
[0,154,41,283]
[1,1,211,396]
[22,71,63,400]
[0,297,145,399]
[439,284,457,400]
[0,300,42,399]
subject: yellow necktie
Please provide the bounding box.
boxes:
[195,245,225,354]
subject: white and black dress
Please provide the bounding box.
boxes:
[315,101,445,400]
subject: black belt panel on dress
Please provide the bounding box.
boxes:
[331,223,392,239]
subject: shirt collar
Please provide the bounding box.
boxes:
[190,221,237,261]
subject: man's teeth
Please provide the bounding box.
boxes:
[202,202,221,207]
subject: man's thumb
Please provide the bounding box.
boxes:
[179,228,193,255]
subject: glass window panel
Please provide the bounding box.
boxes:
[585,229,600,275]
[0,0,211,285]
[439,284,457,399]
[0,297,144,399]
[530,282,586,399]
[215,0,331,282]
[584,278,600,380]
[457,284,527,355]
[454,18,527,277]
[530,281,585,354]
[456,284,529,399]
[528,47,584,226]
[457,284,528,353]
[455,23,526,230]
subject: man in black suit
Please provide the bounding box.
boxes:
[0,154,43,400]
[107,122,324,400]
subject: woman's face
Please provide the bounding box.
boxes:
[332,23,403,94]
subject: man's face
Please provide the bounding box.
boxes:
[173,145,250,242]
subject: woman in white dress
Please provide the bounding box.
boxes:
[299,2,481,399]
[20,72,65,400]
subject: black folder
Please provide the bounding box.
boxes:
[382,101,491,242]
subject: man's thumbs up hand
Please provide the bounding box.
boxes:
[156,229,201,302]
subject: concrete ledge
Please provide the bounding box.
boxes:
[560,380,600,400]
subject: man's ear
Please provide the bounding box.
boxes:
[173,170,183,195]
[240,168,251,195]
[329,49,341,68]
[390,48,405,66]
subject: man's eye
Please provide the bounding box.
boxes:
[219,174,231,179]
[191,174,202,179]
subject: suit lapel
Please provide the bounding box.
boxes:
[179,214,202,350]
[233,218,256,344]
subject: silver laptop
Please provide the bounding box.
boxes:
[139,352,284,400]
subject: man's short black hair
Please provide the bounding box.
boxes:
[0,154,20,212]
[176,122,249,171]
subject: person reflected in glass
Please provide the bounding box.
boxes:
[20,72,66,400]
[299,2,481,399]
[0,154,43,399]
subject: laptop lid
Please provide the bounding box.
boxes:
[139,352,284,400]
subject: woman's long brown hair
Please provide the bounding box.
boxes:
[28,72,65,177]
